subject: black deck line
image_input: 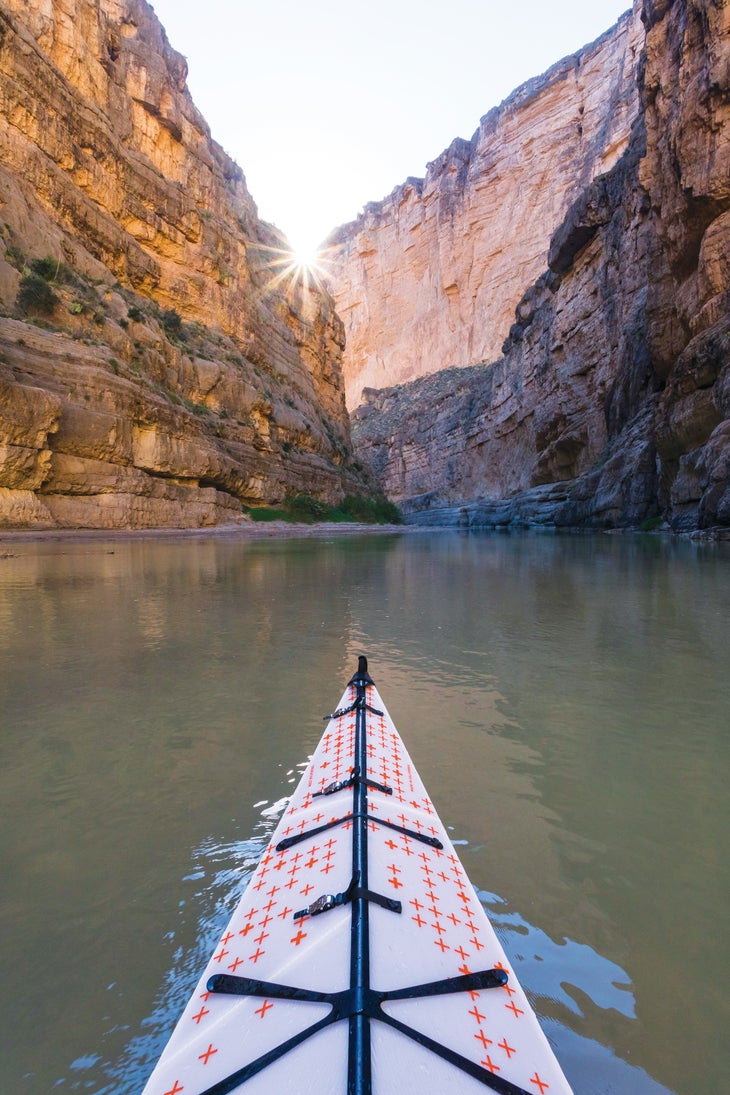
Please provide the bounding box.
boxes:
[348,662,372,1095]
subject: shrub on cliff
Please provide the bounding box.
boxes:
[29,256,79,286]
[161,308,186,341]
[16,273,58,316]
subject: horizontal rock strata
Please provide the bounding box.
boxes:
[350,0,729,534]
[0,0,364,529]
[329,4,644,407]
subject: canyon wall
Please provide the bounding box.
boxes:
[329,4,645,408]
[349,0,729,534]
[0,0,363,530]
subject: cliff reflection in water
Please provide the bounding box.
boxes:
[0,531,727,1094]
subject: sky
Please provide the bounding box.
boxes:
[149,0,633,258]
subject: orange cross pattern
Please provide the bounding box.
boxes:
[198,1044,218,1065]
[530,1073,549,1093]
[498,1038,516,1058]
[505,1000,525,1018]
[255,999,274,1018]
[474,1028,493,1049]
[469,1004,486,1023]
[164,1082,183,1095]
[191,1006,209,1024]
[481,1055,500,1073]
[290,927,308,946]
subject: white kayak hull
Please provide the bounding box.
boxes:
[143,659,574,1095]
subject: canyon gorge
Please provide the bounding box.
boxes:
[0,0,727,534]
[0,0,363,529]
[334,0,729,533]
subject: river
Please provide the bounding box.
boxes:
[0,529,727,1094]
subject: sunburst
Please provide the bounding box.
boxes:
[250,238,334,298]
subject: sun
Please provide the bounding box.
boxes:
[290,242,321,272]
[253,238,334,297]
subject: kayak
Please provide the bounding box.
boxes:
[143,658,574,1095]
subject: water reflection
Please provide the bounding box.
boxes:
[1,531,727,1094]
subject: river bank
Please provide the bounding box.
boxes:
[0,520,429,547]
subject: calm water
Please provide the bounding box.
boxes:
[0,530,728,1094]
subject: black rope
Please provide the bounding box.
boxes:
[276,811,442,852]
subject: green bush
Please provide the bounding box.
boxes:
[337,494,403,524]
[248,507,289,522]
[16,273,58,315]
[29,256,78,286]
[29,256,60,281]
[285,493,330,523]
[248,493,403,525]
[161,308,185,340]
[5,245,25,270]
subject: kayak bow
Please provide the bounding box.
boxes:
[143,657,574,1095]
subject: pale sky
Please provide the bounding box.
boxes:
[149,0,632,256]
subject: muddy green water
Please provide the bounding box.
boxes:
[0,530,728,1094]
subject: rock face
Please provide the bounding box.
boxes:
[0,0,363,529]
[329,5,644,409]
[349,0,730,534]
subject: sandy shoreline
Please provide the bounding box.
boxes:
[0,520,434,546]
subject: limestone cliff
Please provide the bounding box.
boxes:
[0,0,363,529]
[349,0,729,534]
[329,5,644,408]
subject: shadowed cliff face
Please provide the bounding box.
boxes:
[347,0,729,534]
[0,0,364,529]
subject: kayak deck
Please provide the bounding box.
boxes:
[143,660,573,1095]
